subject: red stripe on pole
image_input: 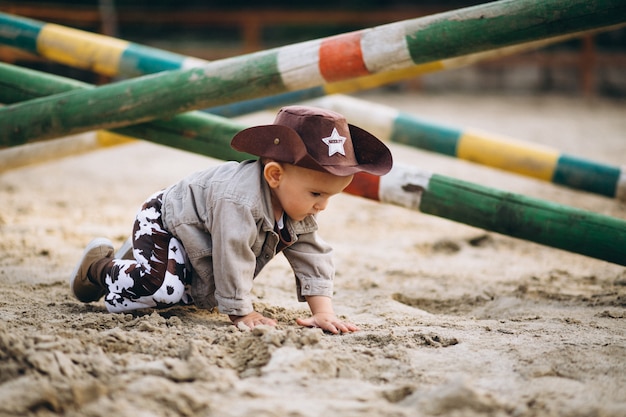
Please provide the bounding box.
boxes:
[344,172,381,201]
[319,33,370,82]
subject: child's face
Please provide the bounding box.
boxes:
[269,163,353,221]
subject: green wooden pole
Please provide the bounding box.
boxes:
[346,168,626,266]
[1,0,625,148]
[0,11,611,119]
[0,62,250,161]
[0,66,91,102]
[421,174,626,265]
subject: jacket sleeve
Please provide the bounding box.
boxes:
[283,231,335,302]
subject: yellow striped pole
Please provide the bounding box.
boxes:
[316,95,626,200]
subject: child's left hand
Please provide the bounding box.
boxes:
[296,313,359,334]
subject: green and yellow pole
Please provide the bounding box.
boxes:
[0,11,209,77]
[317,95,626,201]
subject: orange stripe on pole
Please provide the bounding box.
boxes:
[319,33,370,82]
[345,172,381,201]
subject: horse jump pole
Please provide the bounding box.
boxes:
[0,11,605,118]
[1,0,625,147]
[316,95,626,201]
[0,62,249,162]
[345,167,626,266]
[0,12,210,77]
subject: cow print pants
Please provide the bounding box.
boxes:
[103,191,192,313]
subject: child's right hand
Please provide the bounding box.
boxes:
[296,313,359,334]
[229,311,277,329]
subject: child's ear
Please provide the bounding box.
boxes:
[263,162,283,188]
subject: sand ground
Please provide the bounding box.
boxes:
[1,92,625,417]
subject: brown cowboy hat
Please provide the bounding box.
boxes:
[231,105,392,176]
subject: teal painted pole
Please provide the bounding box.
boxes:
[316,95,626,201]
[1,0,625,147]
[0,12,209,77]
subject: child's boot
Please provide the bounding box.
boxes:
[70,238,114,302]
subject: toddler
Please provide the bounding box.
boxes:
[70,105,392,333]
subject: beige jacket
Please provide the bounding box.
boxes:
[161,160,334,316]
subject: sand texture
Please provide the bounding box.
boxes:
[1,93,625,417]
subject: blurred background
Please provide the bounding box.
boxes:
[1,0,625,98]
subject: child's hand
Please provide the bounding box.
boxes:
[296,313,359,334]
[229,311,277,329]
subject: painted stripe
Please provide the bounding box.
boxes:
[315,95,398,142]
[119,43,189,77]
[553,154,621,198]
[96,130,135,147]
[210,87,325,118]
[379,164,432,210]
[457,130,559,180]
[0,13,41,51]
[391,113,460,156]
[324,61,444,94]
[360,24,414,73]
[277,39,324,91]
[181,56,211,70]
[344,172,381,201]
[319,32,370,82]
[37,24,127,76]
[617,168,626,201]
